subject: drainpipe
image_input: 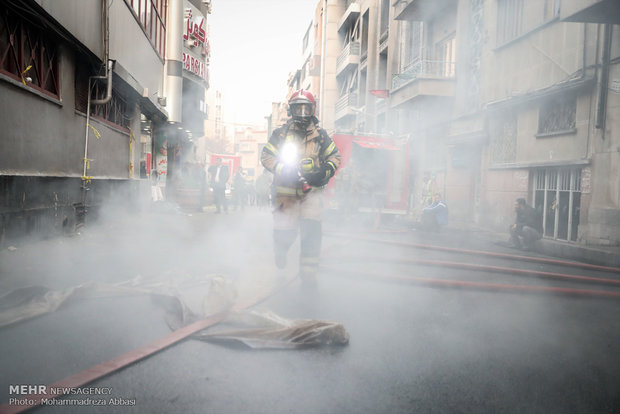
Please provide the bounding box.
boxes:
[595,24,612,133]
[82,59,115,185]
[81,0,112,202]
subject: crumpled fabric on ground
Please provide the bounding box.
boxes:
[0,277,349,349]
[194,310,350,349]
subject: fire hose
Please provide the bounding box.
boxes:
[0,276,297,414]
[321,265,620,300]
[324,233,620,274]
[325,255,620,287]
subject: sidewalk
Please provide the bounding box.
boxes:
[446,220,620,269]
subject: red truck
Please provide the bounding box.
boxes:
[328,134,410,215]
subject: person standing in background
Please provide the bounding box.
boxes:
[208,158,229,214]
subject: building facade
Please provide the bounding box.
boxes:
[0,0,211,240]
[292,0,619,246]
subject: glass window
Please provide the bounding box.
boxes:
[538,96,576,135]
[0,5,60,97]
[91,80,130,130]
[126,0,166,58]
[497,0,559,45]
[533,168,581,241]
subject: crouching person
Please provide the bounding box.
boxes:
[509,198,543,251]
[420,193,448,231]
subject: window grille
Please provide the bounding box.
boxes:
[490,114,517,164]
[533,168,581,241]
[91,80,130,130]
[0,5,59,97]
[538,97,576,135]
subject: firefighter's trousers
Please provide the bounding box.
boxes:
[273,189,324,279]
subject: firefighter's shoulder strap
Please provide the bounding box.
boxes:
[273,120,298,144]
[263,123,289,159]
[317,128,338,159]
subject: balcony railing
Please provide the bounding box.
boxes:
[391,58,456,90]
[379,29,389,51]
[335,93,358,118]
[337,41,360,72]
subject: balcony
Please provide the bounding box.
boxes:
[338,2,361,33]
[379,29,389,53]
[392,58,455,89]
[337,41,361,75]
[335,93,358,120]
[561,0,620,24]
[393,0,457,21]
[390,58,456,106]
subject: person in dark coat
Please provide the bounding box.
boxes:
[233,168,248,211]
[208,158,229,214]
[509,198,543,250]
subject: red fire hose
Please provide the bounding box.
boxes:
[326,255,620,286]
[321,265,620,300]
[0,276,296,414]
[324,233,620,274]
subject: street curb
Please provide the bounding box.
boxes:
[445,221,620,269]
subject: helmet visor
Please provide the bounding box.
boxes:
[290,103,313,118]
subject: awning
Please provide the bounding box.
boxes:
[353,138,398,151]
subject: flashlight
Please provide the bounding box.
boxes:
[280,142,298,166]
[278,143,311,194]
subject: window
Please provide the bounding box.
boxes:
[538,96,576,136]
[361,10,369,59]
[490,113,517,164]
[302,24,310,53]
[74,62,129,130]
[435,33,456,77]
[497,0,559,45]
[0,5,59,97]
[91,85,130,130]
[400,21,424,72]
[128,0,167,57]
[533,168,581,241]
[380,0,390,37]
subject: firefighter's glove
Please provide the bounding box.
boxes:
[303,163,336,187]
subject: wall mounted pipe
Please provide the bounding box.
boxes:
[595,24,612,131]
[81,0,113,195]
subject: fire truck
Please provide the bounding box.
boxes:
[327,134,410,215]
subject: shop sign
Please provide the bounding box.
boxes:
[183,1,209,83]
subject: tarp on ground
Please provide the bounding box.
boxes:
[0,275,349,349]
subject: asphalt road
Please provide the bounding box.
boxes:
[1,209,619,413]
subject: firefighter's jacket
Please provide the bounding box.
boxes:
[261,119,341,197]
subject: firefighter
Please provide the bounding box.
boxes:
[261,89,341,282]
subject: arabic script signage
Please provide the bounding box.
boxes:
[183,1,209,84]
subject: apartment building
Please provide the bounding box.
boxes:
[234,126,268,180]
[296,0,619,246]
[0,0,211,240]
